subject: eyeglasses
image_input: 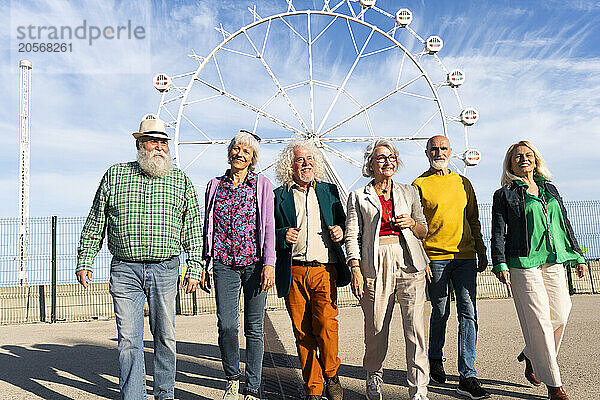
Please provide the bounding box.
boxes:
[374,154,398,164]
[239,129,261,142]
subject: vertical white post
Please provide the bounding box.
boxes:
[18,60,32,286]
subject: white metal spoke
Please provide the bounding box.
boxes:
[162,93,185,106]
[220,47,257,58]
[345,0,357,18]
[356,6,367,21]
[346,18,359,55]
[184,94,222,106]
[409,110,439,139]
[387,25,400,37]
[242,29,311,134]
[311,15,338,44]
[261,19,271,56]
[397,91,437,101]
[248,5,261,22]
[256,159,278,175]
[252,80,310,133]
[181,112,212,142]
[171,71,195,80]
[213,54,225,91]
[161,105,178,125]
[286,0,296,12]
[316,28,375,135]
[322,0,331,12]
[182,144,212,171]
[361,44,398,58]
[194,77,304,135]
[453,86,464,109]
[321,149,348,202]
[433,54,449,74]
[311,80,373,137]
[321,143,361,167]
[396,51,406,89]
[405,26,424,42]
[329,0,345,13]
[319,73,422,138]
[277,16,308,43]
[372,6,395,19]
[347,175,362,192]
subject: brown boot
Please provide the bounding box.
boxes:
[547,385,569,400]
[517,352,541,386]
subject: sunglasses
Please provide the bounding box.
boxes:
[239,129,261,142]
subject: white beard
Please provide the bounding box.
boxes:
[431,158,449,170]
[137,148,172,178]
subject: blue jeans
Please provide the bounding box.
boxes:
[213,261,267,395]
[109,256,179,400]
[427,259,478,378]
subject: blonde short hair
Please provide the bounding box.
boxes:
[501,140,551,186]
[227,130,260,172]
[362,139,403,178]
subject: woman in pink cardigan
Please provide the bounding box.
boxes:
[199,130,275,400]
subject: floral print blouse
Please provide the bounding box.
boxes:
[213,171,259,268]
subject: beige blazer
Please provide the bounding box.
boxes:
[345,180,429,333]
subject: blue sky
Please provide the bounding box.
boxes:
[1,0,599,217]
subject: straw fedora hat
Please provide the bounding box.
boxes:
[132,116,172,140]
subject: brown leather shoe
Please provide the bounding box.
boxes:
[325,374,343,400]
[517,352,541,386]
[547,385,569,400]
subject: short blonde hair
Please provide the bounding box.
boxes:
[501,140,551,186]
[362,139,403,177]
[227,130,260,172]
[275,140,326,185]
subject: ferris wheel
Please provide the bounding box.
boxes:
[153,0,481,202]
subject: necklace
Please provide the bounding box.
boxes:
[374,181,390,195]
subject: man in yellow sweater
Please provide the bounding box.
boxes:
[413,136,490,400]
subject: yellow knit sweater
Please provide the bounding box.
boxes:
[412,171,486,260]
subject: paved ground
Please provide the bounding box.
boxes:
[1,295,598,400]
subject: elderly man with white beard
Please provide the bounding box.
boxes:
[76,116,203,400]
[273,141,350,400]
[412,135,490,400]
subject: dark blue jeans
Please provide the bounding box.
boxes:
[109,256,179,400]
[427,259,478,378]
[213,261,267,394]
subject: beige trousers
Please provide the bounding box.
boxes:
[360,242,429,397]
[509,263,572,387]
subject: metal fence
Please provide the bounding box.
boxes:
[1,201,600,325]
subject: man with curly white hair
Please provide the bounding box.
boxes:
[273,140,350,400]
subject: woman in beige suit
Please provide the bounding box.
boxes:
[345,140,431,400]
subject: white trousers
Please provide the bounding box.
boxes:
[509,263,572,387]
[360,242,429,397]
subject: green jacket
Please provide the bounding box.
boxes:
[273,181,351,298]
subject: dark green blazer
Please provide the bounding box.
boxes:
[273,181,351,298]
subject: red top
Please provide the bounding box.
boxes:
[379,195,400,236]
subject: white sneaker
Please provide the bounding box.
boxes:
[411,394,430,400]
[223,380,239,400]
[244,394,260,400]
[365,374,383,400]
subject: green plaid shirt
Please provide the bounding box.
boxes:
[77,161,204,280]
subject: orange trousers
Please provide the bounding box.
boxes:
[285,263,341,395]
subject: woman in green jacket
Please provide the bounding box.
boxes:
[491,140,586,400]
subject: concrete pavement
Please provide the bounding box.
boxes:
[1,295,598,399]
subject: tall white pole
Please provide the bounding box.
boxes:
[18,60,32,286]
